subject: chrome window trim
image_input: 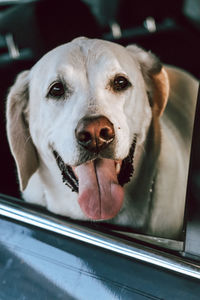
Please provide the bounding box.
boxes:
[0,197,200,280]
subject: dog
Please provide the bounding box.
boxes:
[6,37,198,239]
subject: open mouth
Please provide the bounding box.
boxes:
[53,136,137,220]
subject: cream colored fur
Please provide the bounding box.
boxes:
[6,37,199,239]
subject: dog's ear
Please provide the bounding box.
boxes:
[127,45,169,117]
[6,71,39,191]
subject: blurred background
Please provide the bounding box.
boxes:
[0,0,200,197]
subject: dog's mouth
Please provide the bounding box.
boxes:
[53,136,136,221]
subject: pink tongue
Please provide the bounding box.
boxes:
[76,159,124,220]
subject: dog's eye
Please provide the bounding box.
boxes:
[112,76,131,92]
[48,82,65,98]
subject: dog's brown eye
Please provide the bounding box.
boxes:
[113,76,131,92]
[49,82,65,98]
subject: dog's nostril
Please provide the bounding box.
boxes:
[78,131,92,144]
[100,127,114,142]
[77,131,92,146]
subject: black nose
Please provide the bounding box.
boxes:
[75,116,115,152]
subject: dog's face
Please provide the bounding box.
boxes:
[6,37,169,221]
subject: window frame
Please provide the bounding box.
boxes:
[0,193,200,280]
[184,85,200,259]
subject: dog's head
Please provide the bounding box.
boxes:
[6,37,169,221]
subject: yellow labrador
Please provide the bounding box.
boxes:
[6,37,198,239]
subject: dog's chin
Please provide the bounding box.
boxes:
[52,136,137,221]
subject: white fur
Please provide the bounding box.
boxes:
[6,37,199,239]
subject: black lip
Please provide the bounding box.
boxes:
[53,135,137,193]
[117,135,137,186]
[53,150,79,193]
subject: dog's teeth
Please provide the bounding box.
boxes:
[116,162,121,174]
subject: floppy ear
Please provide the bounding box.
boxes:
[6,71,39,191]
[127,45,169,117]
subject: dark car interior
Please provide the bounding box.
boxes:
[0,0,200,259]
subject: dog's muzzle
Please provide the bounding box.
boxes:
[53,115,137,221]
[75,116,115,153]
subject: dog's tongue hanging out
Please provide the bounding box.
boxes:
[75,158,124,220]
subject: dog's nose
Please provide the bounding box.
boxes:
[75,116,115,152]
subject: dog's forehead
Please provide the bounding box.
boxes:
[75,38,133,68]
[32,38,137,78]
